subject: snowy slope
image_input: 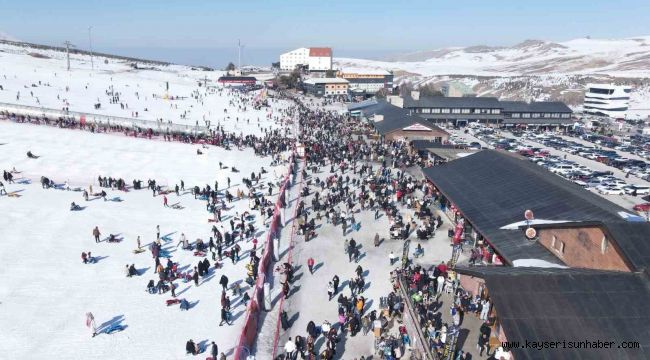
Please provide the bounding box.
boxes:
[0,41,288,135]
[336,36,650,77]
[0,120,290,359]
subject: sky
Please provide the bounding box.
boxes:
[2,0,650,67]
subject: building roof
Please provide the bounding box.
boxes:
[403,95,502,109]
[454,266,650,360]
[217,76,257,82]
[347,98,378,111]
[422,150,650,268]
[359,101,448,136]
[309,47,332,57]
[303,77,349,85]
[587,83,632,90]
[337,67,392,76]
[501,101,572,113]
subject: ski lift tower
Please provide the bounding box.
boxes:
[63,41,75,71]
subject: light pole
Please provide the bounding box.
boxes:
[88,26,94,70]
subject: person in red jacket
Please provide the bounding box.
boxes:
[307,257,315,274]
[163,195,168,207]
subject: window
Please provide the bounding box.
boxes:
[532,113,541,118]
[561,113,571,118]
[551,236,565,255]
[461,109,471,114]
[601,236,608,254]
[432,108,441,114]
[452,108,461,114]
[511,113,520,118]
[522,113,531,118]
[422,108,431,114]
[441,108,450,114]
[491,109,501,114]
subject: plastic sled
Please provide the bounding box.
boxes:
[159,250,172,258]
[166,298,181,306]
[7,192,21,198]
[104,324,125,334]
[194,251,206,257]
[133,248,146,254]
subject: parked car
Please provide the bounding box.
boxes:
[597,185,624,195]
[632,203,650,212]
[623,185,650,196]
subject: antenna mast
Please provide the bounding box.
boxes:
[88,26,94,70]
[64,41,73,71]
[238,39,242,70]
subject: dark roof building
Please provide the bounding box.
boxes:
[394,92,573,127]
[355,100,449,142]
[422,150,650,270]
[455,266,650,360]
[501,100,573,125]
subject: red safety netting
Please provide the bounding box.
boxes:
[233,152,297,360]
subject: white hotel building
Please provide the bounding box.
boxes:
[584,84,632,118]
[279,47,333,72]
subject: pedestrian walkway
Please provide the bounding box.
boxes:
[262,163,462,359]
[253,161,306,357]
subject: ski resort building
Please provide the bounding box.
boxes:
[385,91,573,128]
[217,76,257,86]
[302,77,349,97]
[584,84,632,118]
[500,101,573,127]
[336,68,394,96]
[441,81,476,97]
[349,100,449,142]
[279,47,333,72]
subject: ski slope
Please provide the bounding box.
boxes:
[0,42,288,135]
[0,120,290,359]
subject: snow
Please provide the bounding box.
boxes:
[0,121,286,187]
[500,219,571,230]
[512,259,568,268]
[0,42,290,135]
[334,35,650,77]
[0,118,289,357]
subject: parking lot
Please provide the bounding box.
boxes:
[444,126,650,215]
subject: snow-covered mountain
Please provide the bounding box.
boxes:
[336,36,650,78]
[336,36,650,118]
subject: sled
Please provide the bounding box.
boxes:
[208,218,217,223]
[166,298,181,306]
[171,204,185,210]
[133,248,146,254]
[194,251,206,257]
[7,192,21,198]
[104,323,125,334]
